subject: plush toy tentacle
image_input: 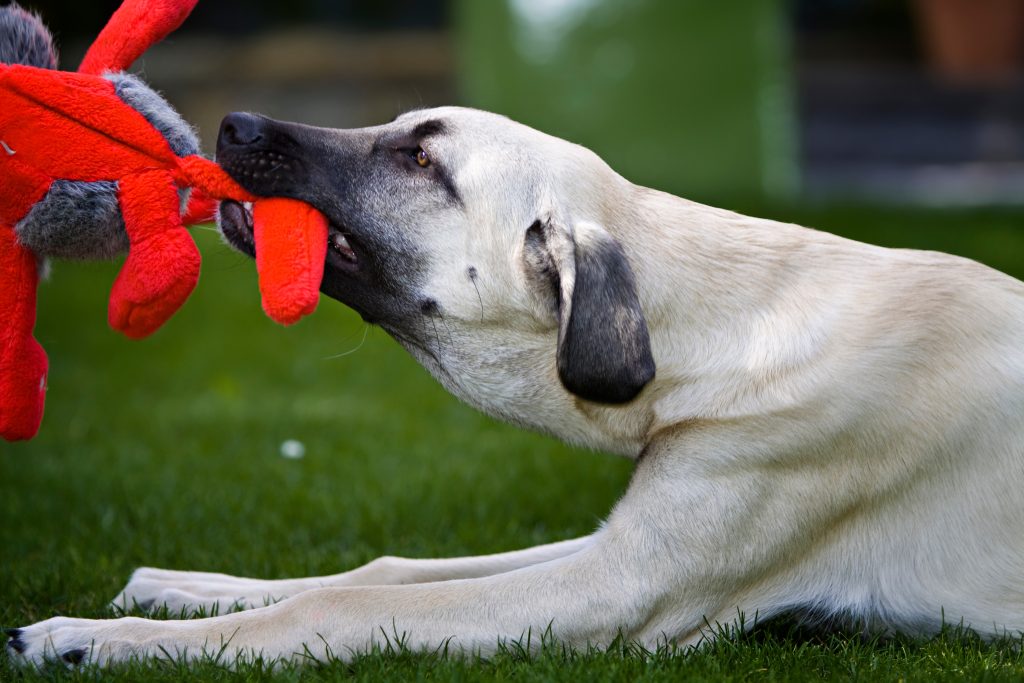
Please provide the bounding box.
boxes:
[0,225,47,441]
[174,155,257,202]
[252,198,328,325]
[176,156,329,325]
[78,0,199,76]
[108,169,200,339]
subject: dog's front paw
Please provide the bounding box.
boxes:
[112,567,281,616]
[5,615,203,667]
[7,611,283,668]
[6,616,116,667]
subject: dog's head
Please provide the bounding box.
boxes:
[216,107,655,451]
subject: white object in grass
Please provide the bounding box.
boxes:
[279,439,305,459]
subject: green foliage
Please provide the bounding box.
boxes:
[4,208,1024,680]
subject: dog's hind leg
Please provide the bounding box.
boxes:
[111,535,595,615]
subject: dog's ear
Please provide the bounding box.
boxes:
[523,217,655,404]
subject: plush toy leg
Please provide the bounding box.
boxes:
[0,226,47,441]
[109,170,200,339]
[252,198,328,325]
[79,0,199,75]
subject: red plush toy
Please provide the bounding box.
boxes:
[0,0,329,441]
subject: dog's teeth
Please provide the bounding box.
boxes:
[330,232,357,262]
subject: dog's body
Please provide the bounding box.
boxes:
[8,107,1024,666]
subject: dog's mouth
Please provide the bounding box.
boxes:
[218,199,360,270]
[218,199,255,255]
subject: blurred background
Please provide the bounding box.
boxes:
[3,1,1024,650]
[26,0,1024,206]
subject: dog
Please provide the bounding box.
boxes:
[7,106,1024,667]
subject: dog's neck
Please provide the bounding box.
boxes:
[617,187,881,440]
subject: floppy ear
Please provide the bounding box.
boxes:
[523,217,655,404]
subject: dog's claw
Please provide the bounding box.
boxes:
[5,628,25,654]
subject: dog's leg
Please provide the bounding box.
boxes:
[111,536,594,614]
[7,447,771,668]
[13,439,874,667]
[11,528,674,666]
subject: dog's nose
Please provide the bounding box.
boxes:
[217,112,265,153]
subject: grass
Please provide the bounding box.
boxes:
[3,205,1024,681]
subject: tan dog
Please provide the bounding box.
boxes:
[8,107,1024,666]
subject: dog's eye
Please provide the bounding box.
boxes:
[413,147,430,168]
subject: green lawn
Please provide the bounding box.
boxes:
[3,207,1024,681]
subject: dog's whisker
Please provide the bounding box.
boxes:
[428,313,445,374]
[323,324,370,360]
[438,311,457,359]
[468,267,484,323]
